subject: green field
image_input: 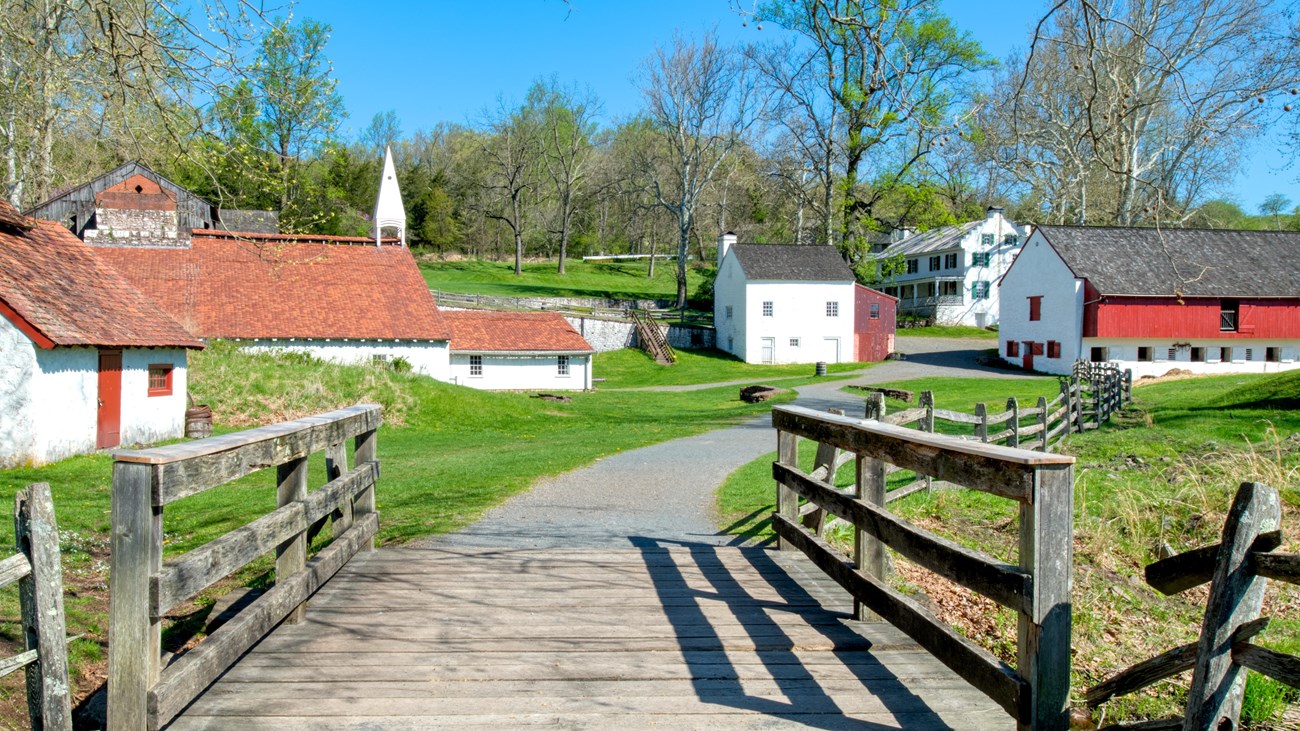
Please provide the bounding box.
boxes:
[419,257,707,301]
[896,325,998,339]
[596,348,868,389]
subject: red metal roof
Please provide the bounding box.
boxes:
[443,310,593,353]
[95,234,451,341]
[0,201,203,349]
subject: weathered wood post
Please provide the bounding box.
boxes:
[775,430,799,551]
[920,391,935,491]
[1006,397,1020,448]
[855,452,887,623]
[15,484,72,731]
[804,408,844,537]
[1018,462,1074,731]
[1092,380,1102,429]
[1124,369,1133,404]
[864,392,885,421]
[975,402,988,442]
[107,461,161,731]
[326,443,353,539]
[1036,396,1049,451]
[354,428,379,552]
[1183,482,1281,729]
[1058,380,1072,445]
[276,458,309,624]
[1072,379,1083,433]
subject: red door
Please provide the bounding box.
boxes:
[1022,342,1034,372]
[97,350,122,449]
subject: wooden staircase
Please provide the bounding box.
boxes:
[631,309,676,365]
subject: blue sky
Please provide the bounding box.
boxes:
[307,0,1298,214]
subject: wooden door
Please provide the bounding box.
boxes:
[823,337,840,364]
[760,338,775,364]
[1022,342,1034,372]
[97,350,122,449]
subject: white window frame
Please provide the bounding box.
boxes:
[825,301,839,317]
[469,355,483,377]
[762,301,773,317]
[557,354,570,377]
[789,338,800,347]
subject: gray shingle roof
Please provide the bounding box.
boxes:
[1038,226,1300,297]
[730,244,854,281]
[876,220,982,256]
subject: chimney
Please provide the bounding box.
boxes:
[986,206,1005,220]
[717,231,737,267]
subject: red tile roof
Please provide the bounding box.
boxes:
[0,200,203,349]
[443,310,594,353]
[98,173,177,211]
[94,233,451,341]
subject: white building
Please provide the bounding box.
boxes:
[874,207,1024,327]
[713,234,857,364]
[443,311,594,390]
[0,201,202,467]
[999,226,1300,377]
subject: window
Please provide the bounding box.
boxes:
[1167,348,1178,361]
[1090,346,1108,363]
[1007,341,1019,357]
[901,284,914,299]
[147,364,173,397]
[928,255,941,271]
[1047,341,1060,358]
[1245,348,1254,361]
[922,282,936,297]
[943,253,958,269]
[971,252,990,267]
[1267,347,1281,363]
[1138,347,1153,362]
[557,355,570,376]
[1003,233,1019,246]
[939,281,960,296]
[981,233,994,246]
[1220,300,1239,332]
[1191,347,1205,363]
[789,338,800,347]
[869,303,880,319]
[725,305,733,319]
[762,301,773,317]
[469,355,483,377]
[972,281,990,300]
[1220,347,1233,362]
[826,301,839,317]
[1028,296,1042,321]
[906,259,919,274]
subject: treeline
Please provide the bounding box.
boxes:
[3,2,1299,305]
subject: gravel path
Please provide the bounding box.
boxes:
[423,336,1028,550]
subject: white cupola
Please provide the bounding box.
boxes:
[373,145,406,246]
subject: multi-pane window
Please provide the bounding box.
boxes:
[762,301,773,317]
[1003,234,1019,246]
[725,305,733,319]
[869,303,880,319]
[981,233,994,246]
[972,281,990,300]
[1221,300,1239,331]
[928,256,941,271]
[557,355,570,376]
[147,364,173,397]
[971,252,991,266]
[469,355,483,377]
[789,338,800,347]
[906,259,919,274]
[939,281,959,296]
[943,253,958,269]
[826,301,839,317]
[1028,296,1042,321]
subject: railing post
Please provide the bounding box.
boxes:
[1093,380,1102,429]
[354,428,379,552]
[15,484,72,731]
[107,461,161,731]
[855,454,886,622]
[327,443,353,539]
[1124,369,1132,404]
[920,391,934,491]
[1018,462,1073,731]
[276,457,309,624]
[975,402,988,442]
[775,430,799,552]
[1036,396,1048,451]
[864,392,885,421]
[1006,397,1019,448]
[1184,483,1281,729]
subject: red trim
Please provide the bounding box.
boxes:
[1028,296,1042,321]
[147,363,174,397]
[0,296,56,348]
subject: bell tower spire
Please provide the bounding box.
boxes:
[373,145,406,246]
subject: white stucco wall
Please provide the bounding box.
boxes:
[1086,339,1300,379]
[998,230,1085,375]
[241,339,451,381]
[449,353,592,390]
[120,349,188,446]
[887,212,1023,326]
[0,316,39,467]
[29,347,99,463]
[741,281,856,364]
[714,252,747,359]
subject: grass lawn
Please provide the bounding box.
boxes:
[596,348,869,389]
[419,257,707,301]
[0,343,809,718]
[896,324,998,339]
[715,371,1300,728]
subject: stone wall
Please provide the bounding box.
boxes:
[84,206,189,248]
[561,314,714,353]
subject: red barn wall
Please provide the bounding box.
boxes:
[1089,297,1300,339]
[854,284,896,362]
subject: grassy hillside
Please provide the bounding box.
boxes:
[595,348,867,388]
[716,373,1300,728]
[419,257,707,301]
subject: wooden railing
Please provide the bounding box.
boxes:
[631,308,676,364]
[771,405,1076,730]
[107,404,383,731]
[2,483,72,730]
[1086,481,1300,730]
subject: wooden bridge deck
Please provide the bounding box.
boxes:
[167,545,1009,730]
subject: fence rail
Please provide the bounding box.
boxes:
[771,405,1075,729]
[107,404,383,731]
[2,483,72,731]
[1086,481,1300,730]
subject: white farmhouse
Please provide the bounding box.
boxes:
[874,207,1024,327]
[713,234,857,364]
[998,226,1300,377]
[0,201,203,467]
[443,311,594,390]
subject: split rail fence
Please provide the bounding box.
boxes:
[2,483,73,730]
[1085,481,1300,730]
[106,404,383,731]
[771,405,1076,730]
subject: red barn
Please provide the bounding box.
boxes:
[854,284,897,362]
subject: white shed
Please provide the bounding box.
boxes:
[443,310,595,390]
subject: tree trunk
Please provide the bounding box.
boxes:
[675,217,691,309]
[647,235,656,278]
[557,188,571,275]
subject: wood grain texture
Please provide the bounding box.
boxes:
[1252,551,1300,585]
[108,461,157,731]
[1233,641,1300,689]
[0,550,31,588]
[1144,531,1281,596]
[14,483,72,731]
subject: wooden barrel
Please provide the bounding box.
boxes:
[185,405,213,439]
[815,361,827,376]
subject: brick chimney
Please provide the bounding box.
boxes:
[717,231,737,267]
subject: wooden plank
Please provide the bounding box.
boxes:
[975,403,988,442]
[276,459,309,624]
[772,406,1072,502]
[1184,482,1281,730]
[148,512,377,729]
[0,551,31,588]
[885,480,928,503]
[771,514,1025,721]
[0,649,37,680]
[802,408,844,536]
[775,430,799,552]
[1251,551,1300,585]
[885,407,927,425]
[1017,463,1073,730]
[1233,642,1300,690]
[774,462,1031,613]
[933,408,983,425]
[326,443,353,540]
[353,429,379,552]
[1086,618,1269,706]
[1145,531,1282,596]
[856,455,886,622]
[13,484,73,731]
[108,461,158,731]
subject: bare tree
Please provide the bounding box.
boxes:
[479,101,539,275]
[639,31,763,308]
[526,79,599,274]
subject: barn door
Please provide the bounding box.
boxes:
[1022,342,1034,372]
[97,350,122,449]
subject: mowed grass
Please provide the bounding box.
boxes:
[419,257,706,301]
[597,348,869,389]
[897,325,998,340]
[716,371,1300,728]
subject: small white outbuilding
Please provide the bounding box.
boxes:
[443,310,595,390]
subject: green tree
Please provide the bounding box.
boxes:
[525,78,599,274]
[1260,193,1292,230]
